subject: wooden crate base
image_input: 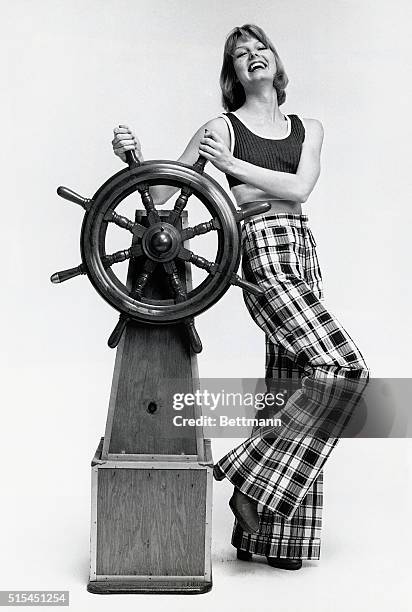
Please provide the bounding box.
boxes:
[88,438,213,594]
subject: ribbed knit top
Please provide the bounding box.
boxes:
[221,112,305,189]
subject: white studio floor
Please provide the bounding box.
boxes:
[1,427,410,612]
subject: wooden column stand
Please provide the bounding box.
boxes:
[87,210,213,595]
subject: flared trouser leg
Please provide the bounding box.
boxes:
[213,215,369,553]
[232,341,323,560]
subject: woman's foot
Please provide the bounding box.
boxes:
[236,548,302,569]
[229,488,260,534]
[266,557,302,570]
[237,548,253,561]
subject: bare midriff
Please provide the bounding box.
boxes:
[231,185,303,215]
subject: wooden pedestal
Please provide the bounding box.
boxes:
[87,211,213,594]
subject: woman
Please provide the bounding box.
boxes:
[112,24,369,570]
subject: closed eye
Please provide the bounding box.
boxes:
[234,43,268,58]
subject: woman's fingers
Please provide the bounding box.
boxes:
[114,124,132,133]
[113,132,138,144]
[198,150,213,161]
[113,129,133,140]
[113,132,136,141]
[199,130,226,159]
[113,126,138,144]
[198,143,218,155]
[204,129,224,143]
[112,136,137,148]
[199,137,222,151]
[112,140,135,150]
[114,142,136,151]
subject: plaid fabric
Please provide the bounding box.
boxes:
[232,342,323,559]
[214,213,369,558]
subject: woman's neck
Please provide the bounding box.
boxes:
[238,89,284,124]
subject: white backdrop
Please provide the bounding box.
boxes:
[1,1,411,610]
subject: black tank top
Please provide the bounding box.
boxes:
[220,112,305,189]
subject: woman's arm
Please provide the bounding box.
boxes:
[199,118,324,203]
[112,118,230,206]
[151,117,230,205]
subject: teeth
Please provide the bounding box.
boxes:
[249,62,266,72]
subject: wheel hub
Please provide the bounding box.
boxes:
[141,222,181,262]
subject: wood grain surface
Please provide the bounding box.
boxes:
[106,210,198,455]
[96,467,207,576]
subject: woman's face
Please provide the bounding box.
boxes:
[232,36,277,87]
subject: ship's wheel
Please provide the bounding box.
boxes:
[51,150,269,352]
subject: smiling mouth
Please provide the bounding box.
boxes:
[248,61,267,72]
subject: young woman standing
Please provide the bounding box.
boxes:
[112,24,369,570]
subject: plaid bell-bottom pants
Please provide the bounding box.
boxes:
[213,213,369,560]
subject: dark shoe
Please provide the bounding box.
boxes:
[237,548,253,561]
[266,557,302,570]
[229,488,260,534]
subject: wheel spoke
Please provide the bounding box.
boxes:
[163,261,203,353]
[183,318,203,353]
[108,313,130,348]
[50,263,86,283]
[125,150,141,166]
[180,218,220,241]
[192,156,207,174]
[104,210,146,237]
[177,247,218,275]
[137,183,160,225]
[166,156,207,226]
[230,273,264,296]
[130,258,157,298]
[162,261,187,302]
[57,186,92,211]
[234,201,271,222]
[102,244,143,268]
[167,186,192,226]
[50,245,144,284]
